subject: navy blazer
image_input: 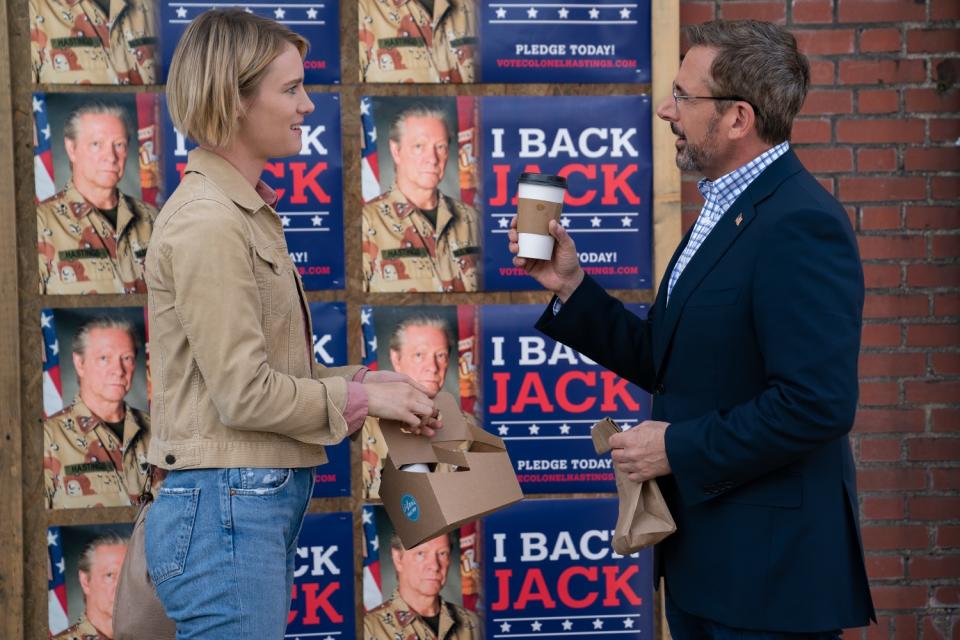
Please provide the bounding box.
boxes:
[537,150,875,632]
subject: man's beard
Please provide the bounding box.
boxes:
[672,114,721,173]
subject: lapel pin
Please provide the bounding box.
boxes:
[735,213,744,227]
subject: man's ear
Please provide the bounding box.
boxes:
[389,348,402,372]
[389,140,401,167]
[391,547,404,569]
[726,102,756,142]
[73,352,85,380]
[64,138,78,166]
[78,569,92,598]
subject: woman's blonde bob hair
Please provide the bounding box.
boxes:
[166,9,308,148]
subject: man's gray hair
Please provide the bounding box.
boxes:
[73,317,140,358]
[388,104,452,145]
[684,19,809,145]
[77,532,128,577]
[388,315,453,355]
[390,531,451,553]
[63,102,131,141]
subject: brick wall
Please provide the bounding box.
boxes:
[678,2,959,638]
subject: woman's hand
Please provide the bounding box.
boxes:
[365,382,441,436]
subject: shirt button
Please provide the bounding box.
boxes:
[165,454,176,464]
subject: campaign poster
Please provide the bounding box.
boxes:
[481,95,652,291]
[483,498,654,639]
[309,302,350,498]
[479,0,651,83]
[160,0,340,84]
[480,304,650,494]
[287,512,355,638]
[34,93,161,295]
[160,92,345,290]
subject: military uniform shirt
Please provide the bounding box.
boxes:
[362,185,480,292]
[364,590,481,640]
[43,397,153,509]
[30,0,158,84]
[52,612,108,640]
[359,0,477,83]
[38,180,157,294]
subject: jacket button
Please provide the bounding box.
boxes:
[655,383,665,395]
[165,454,176,464]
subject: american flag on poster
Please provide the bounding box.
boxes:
[47,527,69,634]
[360,305,379,370]
[361,506,383,610]
[41,309,63,418]
[32,93,56,202]
[360,97,381,203]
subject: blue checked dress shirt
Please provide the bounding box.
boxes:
[667,142,791,304]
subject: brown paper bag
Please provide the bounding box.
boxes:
[592,418,676,555]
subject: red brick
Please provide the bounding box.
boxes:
[936,526,960,548]
[719,2,786,22]
[932,409,960,433]
[929,118,960,143]
[680,1,715,25]
[859,381,901,405]
[863,620,887,640]
[792,118,832,143]
[862,524,929,550]
[841,177,926,202]
[932,176,960,200]
[795,146,852,172]
[809,59,836,85]
[854,408,924,433]
[860,28,902,53]
[858,88,900,114]
[870,585,929,610]
[931,353,960,376]
[863,263,900,286]
[857,149,897,173]
[905,88,960,114]
[793,0,833,24]
[866,554,905,579]
[860,352,926,377]
[932,586,960,606]
[795,29,855,55]
[933,294,958,317]
[862,323,902,347]
[816,176,835,194]
[910,496,960,521]
[909,555,960,579]
[864,294,928,318]
[921,616,957,640]
[838,0,926,23]
[862,495,906,519]
[905,380,960,404]
[906,206,959,230]
[859,235,927,259]
[891,614,918,640]
[859,436,902,461]
[907,28,960,54]
[931,0,960,21]
[933,469,960,491]
[801,89,853,115]
[837,118,925,143]
[907,264,960,288]
[908,438,960,461]
[858,467,927,491]
[905,147,960,172]
[932,235,960,259]
[840,59,926,85]
[907,324,960,348]
[861,206,901,230]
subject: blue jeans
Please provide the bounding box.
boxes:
[665,589,841,640]
[145,467,314,639]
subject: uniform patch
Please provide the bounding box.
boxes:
[51,36,102,48]
[382,247,429,259]
[378,36,426,48]
[127,36,157,47]
[58,248,109,260]
[450,37,478,47]
[453,246,480,258]
[64,461,115,475]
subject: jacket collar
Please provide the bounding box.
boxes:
[183,148,277,214]
[69,395,142,449]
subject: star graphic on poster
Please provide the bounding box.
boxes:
[500,622,512,633]
[370,536,379,551]
[50,340,59,356]
[311,215,323,226]
[531,620,542,631]
[368,336,377,352]
[621,215,632,227]
[360,99,370,115]
[559,424,571,434]
[623,617,635,628]
[47,530,58,546]
[57,558,65,574]
[592,618,604,629]
[306,7,318,19]
[498,217,509,229]
[41,312,52,328]
[527,7,538,18]
[42,125,51,140]
[495,6,507,18]
[244,6,253,13]
[362,509,372,524]
[589,7,600,19]
[562,619,573,631]
[175,5,187,17]
[498,425,509,436]
[560,216,571,228]
[558,7,568,18]
[281,215,291,227]
[591,216,602,228]
[361,308,371,325]
[368,127,377,142]
[274,7,285,18]
[529,424,540,435]
[32,96,43,112]
[620,7,631,18]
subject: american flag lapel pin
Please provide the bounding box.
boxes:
[735,213,744,227]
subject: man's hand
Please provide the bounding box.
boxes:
[608,420,671,482]
[507,217,584,302]
[365,382,441,436]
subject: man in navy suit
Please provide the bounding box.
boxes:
[509,20,875,639]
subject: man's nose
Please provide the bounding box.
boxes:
[656,96,677,122]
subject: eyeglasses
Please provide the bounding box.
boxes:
[672,88,761,117]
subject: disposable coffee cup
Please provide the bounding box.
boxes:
[399,463,430,473]
[516,173,568,260]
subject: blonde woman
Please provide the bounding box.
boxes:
[144,10,439,638]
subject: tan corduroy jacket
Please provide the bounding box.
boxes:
[145,148,362,470]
